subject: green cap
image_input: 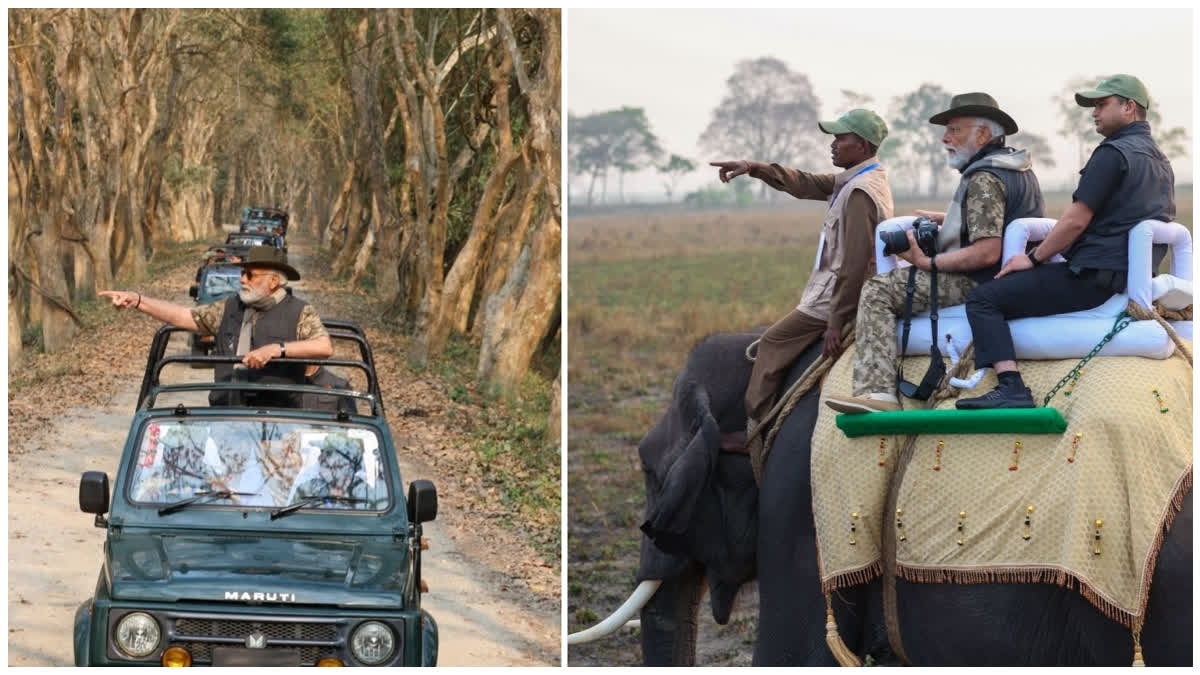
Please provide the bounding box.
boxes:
[818,109,888,147]
[1075,74,1150,109]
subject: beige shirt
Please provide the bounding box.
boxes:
[751,158,894,326]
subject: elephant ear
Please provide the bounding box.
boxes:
[640,379,721,550]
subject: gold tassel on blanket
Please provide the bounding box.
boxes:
[1132,628,1145,667]
[824,593,861,667]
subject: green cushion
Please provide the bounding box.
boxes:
[835,407,1067,438]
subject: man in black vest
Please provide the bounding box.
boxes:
[957,74,1176,410]
[827,93,1045,414]
[100,247,333,405]
[301,364,357,414]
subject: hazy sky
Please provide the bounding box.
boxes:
[567,8,1194,201]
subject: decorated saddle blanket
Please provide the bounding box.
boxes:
[809,344,1192,628]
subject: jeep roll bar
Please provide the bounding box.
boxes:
[136,320,385,415]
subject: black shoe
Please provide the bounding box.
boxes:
[955,382,1035,410]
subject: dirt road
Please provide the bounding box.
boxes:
[8,241,560,666]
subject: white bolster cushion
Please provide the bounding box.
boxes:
[1128,220,1192,310]
[897,314,1176,361]
[1002,218,1067,266]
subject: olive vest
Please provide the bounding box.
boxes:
[211,293,306,406]
[1065,121,1175,271]
[950,144,1045,283]
[797,159,894,320]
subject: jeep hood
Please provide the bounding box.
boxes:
[107,532,410,608]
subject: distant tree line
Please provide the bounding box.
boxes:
[9,8,560,395]
[567,56,1191,206]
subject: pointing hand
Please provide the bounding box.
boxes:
[710,160,751,183]
[98,290,139,309]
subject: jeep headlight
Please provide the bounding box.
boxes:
[349,621,395,665]
[115,612,161,658]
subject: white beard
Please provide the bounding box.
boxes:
[239,285,270,304]
[945,140,977,170]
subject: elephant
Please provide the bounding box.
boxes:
[570,332,1193,666]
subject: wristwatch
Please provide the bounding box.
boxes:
[1028,248,1043,267]
[278,341,287,357]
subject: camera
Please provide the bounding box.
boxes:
[881,216,940,258]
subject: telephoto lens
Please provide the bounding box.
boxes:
[880,228,911,256]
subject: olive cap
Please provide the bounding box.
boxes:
[818,109,889,147]
[1075,74,1150,109]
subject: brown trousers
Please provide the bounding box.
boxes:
[745,309,827,424]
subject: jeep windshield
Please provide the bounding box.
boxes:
[226,234,272,247]
[200,267,242,298]
[129,419,390,512]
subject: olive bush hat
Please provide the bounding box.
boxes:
[818,109,889,147]
[1074,74,1150,109]
[235,246,301,281]
[928,92,1018,135]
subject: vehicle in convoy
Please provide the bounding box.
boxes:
[186,262,242,358]
[240,206,289,243]
[74,321,439,667]
[222,231,287,256]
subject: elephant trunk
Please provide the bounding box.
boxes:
[640,561,706,666]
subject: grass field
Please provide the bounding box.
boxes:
[565,189,1192,665]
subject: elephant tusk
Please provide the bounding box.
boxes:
[567,579,661,645]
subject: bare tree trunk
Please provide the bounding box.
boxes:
[9,83,27,363]
[9,287,23,364]
[475,167,542,336]
[332,179,368,277]
[478,213,560,392]
[427,47,518,354]
[350,193,379,285]
[548,375,561,445]
[28,213,78,352]
[165,108,218,241]
[323,162,357,250]
[333,187,364,269]
[11,11,80,352]
[72,245,95,302]
[475,8,562,392]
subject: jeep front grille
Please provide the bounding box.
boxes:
[171,617,339,665]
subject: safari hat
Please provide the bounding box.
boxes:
[1074,74,1150,109]
[818,109,889,147]
[234,245,300,281]
[928,92,1018,135]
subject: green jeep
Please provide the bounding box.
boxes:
[186,263,241,359]
[74,321,438,666]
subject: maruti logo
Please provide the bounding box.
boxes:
[224,591,297,603]
[246,632,267,649]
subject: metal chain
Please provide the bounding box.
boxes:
[1042,312,1133,407]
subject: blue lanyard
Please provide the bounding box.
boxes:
[830,163,879,205]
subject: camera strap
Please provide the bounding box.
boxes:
[896,260,945,401]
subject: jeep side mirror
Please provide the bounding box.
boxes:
[407,480,437,523]
[79,471,110,515]
[189,285,198,298]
